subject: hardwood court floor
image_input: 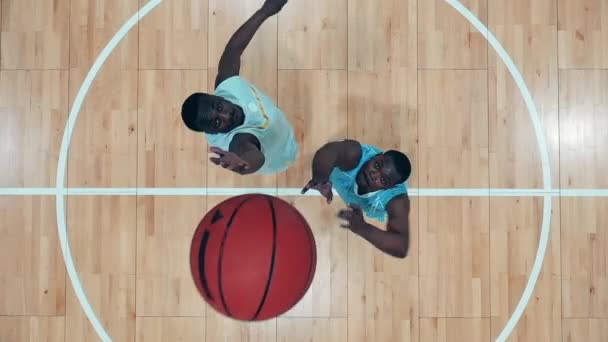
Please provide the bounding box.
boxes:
[1,0,607,341]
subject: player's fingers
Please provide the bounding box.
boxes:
[337,210,350,220]
[301,180,314,194]
[348,204,361,212]
[322,190,332,204]
[209,146,226,156]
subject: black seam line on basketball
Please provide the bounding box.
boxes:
[198,230,213,301]
[218,195,255,317]
[301,210,315,292]
[252,195,278,320]
[211,208,223,224]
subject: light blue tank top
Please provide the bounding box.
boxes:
[204,76,298,174]
[330,144,408,222]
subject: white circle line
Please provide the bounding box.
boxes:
[55,1,163,341]
[52,0,552,341]
[444,1,553,341]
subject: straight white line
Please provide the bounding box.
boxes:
[1,187,607,196]
[560,189,608,197]
[0,188,58,195]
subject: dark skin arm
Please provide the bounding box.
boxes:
[301,139,362,203]
[210,1,287,174]
[338,195,410,258]
[228,133,265,174]
[209,133,265,175]
[215,0,288,88]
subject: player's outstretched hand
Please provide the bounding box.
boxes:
[209,147,250,175]
[301,179,333,204]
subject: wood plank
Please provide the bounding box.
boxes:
[278,0,346,69]
[68,0,140,187]
[563,319,608,341]
[347,68,418,187]
[419,70,489,188]
[136,196,207,316]
[138,0,208,69]
[558,0,608,69]
[0,196,65,315]
[562,198,608,318]
[419,197,490,318]
[0,70,68,187]
[0,0,69,69]
[0,316,65,342]
[348,203,419,342]
[489,197,561,341]
[68,68,138,187]
[69,0,138,70]
[420,318,491,342]
[488,0,559,188]
[277,70,348,188]
[559,70,608,189]
[136,317,206,342]
[418,0,487,69]
[280,196,348,318]
[277,318,347,342]
[65,196,136,341]
[206,308,276,342]
[348,0,416,71]
[137,70,208,187]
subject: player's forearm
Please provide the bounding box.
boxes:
[223,9,270,59]
[231,142,265,174]
[311,143,341,183]
[351,222,408,258]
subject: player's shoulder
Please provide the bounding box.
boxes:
[215,76,253,96]
[229,132,261,150]
[338,139,362,161]
[335,139,362,171]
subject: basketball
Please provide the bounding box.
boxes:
[189,194,317,321]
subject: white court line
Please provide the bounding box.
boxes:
[10,0,558,341]
[54,1,163,341]
[2,187,608,197]
[444,1,553,341]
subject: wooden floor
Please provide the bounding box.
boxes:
[1,0,607,341]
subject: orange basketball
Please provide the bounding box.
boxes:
[190,194,317,321]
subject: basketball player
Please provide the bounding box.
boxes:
[302,140,412,258]
[181,0,296,175]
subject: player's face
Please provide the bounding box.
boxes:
[356,154,401,194]
[200,96,244,134]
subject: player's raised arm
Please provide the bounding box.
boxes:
[215,0,288,88]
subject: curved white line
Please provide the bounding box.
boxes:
[55,1,163,341]
[443,1,553,341]
[51,0,552,340]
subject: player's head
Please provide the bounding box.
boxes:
[181,93,244,134]
[356,150,411,193]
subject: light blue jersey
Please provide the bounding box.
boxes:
[204,76,298,174]
[330,144,408,222]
